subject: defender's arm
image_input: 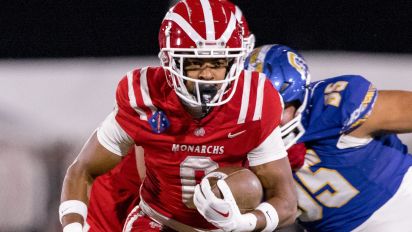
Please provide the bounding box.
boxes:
[350,90,412,137]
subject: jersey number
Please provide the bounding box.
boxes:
[180,156,218,208]
[295,149,359,221]
[324,81,348,107]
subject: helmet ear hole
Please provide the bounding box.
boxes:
[279,82,290,93]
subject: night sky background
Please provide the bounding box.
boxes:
[1,0,411,58]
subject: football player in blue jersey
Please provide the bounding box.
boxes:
[245,44,412,231]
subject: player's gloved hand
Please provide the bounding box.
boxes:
[193,178,257,232]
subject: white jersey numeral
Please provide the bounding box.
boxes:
[295,149,359,221]
[324,81,348,107]
[295,181,323,221]
[180,156,218,208]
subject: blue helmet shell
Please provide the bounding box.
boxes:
[244,44,310,104]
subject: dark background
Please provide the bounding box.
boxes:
[1,0,411,58]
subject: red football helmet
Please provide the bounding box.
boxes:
[219,0,255,55]
[158,0,246,108]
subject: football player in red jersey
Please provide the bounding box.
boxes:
[85,1,257,231]
[59,1,297,231]
[85,146,145,232]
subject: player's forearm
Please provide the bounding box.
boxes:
[251,159,298,230]
[60,161,93,227]
[376,90,412,133]
[265,193,298,226]
[351,90,412,137]
[59,132,124,230]
[248,194,297,231]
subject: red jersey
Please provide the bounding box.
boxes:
[98,66,286,230]
[87,147,141,232]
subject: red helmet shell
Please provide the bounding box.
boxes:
[158,0,243,51]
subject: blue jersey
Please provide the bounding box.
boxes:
[294,75,412,231]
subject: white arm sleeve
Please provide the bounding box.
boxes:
[96,111,134,156]
[248,126,287,166]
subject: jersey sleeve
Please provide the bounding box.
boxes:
[308,75,378,135]
[114,73,143,138]
[248,74,287,166]
[329,75,378,133]
[342,76,378,133]
[97,70,151,155]
[97,111,134,156]
[113,69,155,143]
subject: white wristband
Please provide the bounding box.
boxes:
[256,202,279,232]
[59,200,88,224]
[239,213,258,231]
[63,222,83,232]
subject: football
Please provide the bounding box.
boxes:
[205,166,263,213]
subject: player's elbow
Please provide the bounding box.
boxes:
[64,160,94,185]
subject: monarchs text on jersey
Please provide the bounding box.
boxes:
[97,66,287,230]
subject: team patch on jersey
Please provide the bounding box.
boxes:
[149,110,170,134]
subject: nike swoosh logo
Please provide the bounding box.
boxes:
[266,211,272,221]
[211,207,230,218]
[228,130,246,138]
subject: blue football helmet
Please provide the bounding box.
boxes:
[245,44,311,149]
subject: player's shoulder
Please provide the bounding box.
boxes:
[117,66,166,91]
[302,74,377,140]
[309,75,374,106]
[116,66,168,101]
[228,70,282,135]
[311,75,371,95]
[115,66,171,121]
[235,69,281,102]
[231,70,282,118]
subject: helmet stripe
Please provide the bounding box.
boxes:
[218,13,237,44]
[234,6,243,21]
[200,0,215,40]
[255,45,272,72]
[164,12,203,44]
[164,2,239,46]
